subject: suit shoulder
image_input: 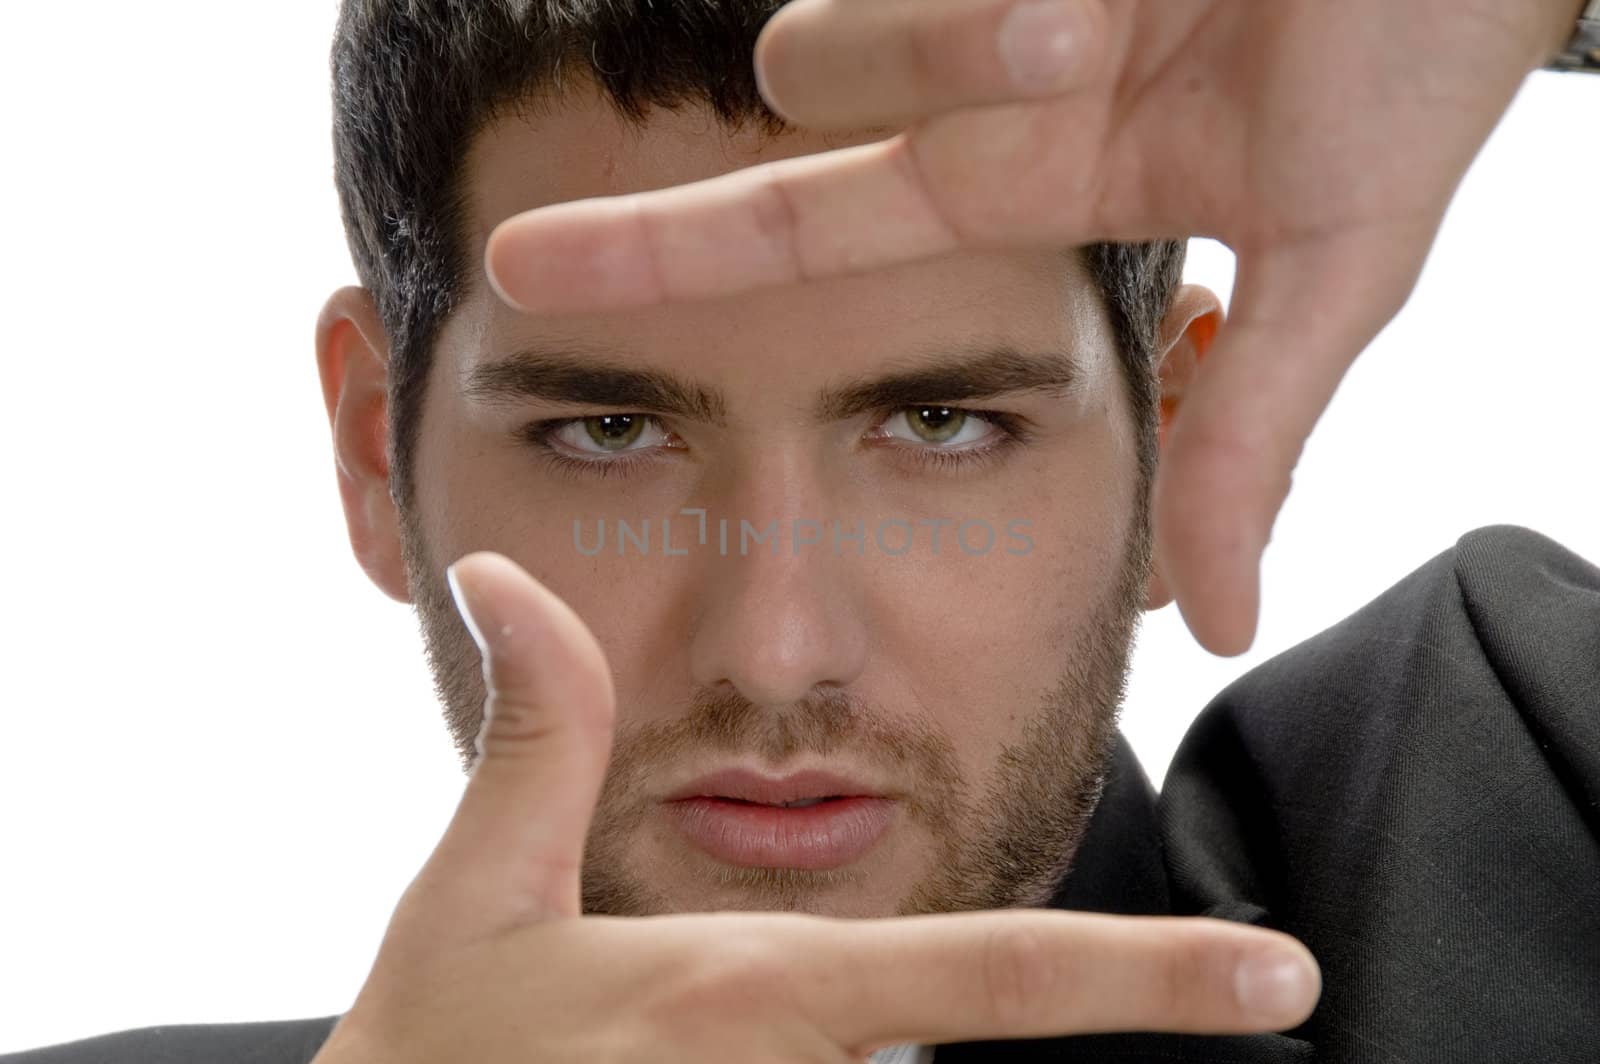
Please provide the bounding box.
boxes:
[0,1016,340,1064]
[1451,522,1600,609]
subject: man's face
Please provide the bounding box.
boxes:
[395,80,1152,919]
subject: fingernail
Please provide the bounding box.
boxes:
[446,562,488,652]
[998,0,1087,92]
[1235,948,1319,1025]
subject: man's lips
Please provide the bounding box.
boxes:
[662,796,896,869]
[662,767,890,805]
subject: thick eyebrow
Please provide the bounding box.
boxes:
[463,340,1082,426]
[465,341,728,425]
[812,344,1082,421]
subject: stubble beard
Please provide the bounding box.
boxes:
[397,494,1147,919]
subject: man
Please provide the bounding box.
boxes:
[5,0,1595,1061]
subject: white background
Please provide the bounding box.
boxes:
[1,2,1596,1053]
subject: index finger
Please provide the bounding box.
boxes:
[799,910,1320,1051]
[483,134,964,316]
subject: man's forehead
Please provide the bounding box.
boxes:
[464,82,880,252]
[453,84,1114,398]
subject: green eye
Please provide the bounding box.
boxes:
[583,414,646,450]
[905,406,966,443]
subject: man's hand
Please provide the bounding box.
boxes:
[311,551,1320,1063]
[482,0,1582,656]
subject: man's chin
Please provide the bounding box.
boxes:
[694,862,887,917]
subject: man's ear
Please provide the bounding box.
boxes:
[1145,283,1224,612]
[315,286,413,604]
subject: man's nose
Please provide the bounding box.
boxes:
[685,506,870,709]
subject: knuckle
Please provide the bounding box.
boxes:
[478,700,561,755]
[1155,927,1215,1021]
[674,935,785,1017]
[1172,416,1277,474]
[980,921,1061,1029]
[747,170,805,283]
[886,135,957,240]
[902,13,949,99]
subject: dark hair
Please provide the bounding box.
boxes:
[329,0,1186,520]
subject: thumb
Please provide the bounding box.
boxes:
[1152,218,1436,655]
[409,550,617,937]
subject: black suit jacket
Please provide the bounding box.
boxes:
[6,525,1596,1063]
